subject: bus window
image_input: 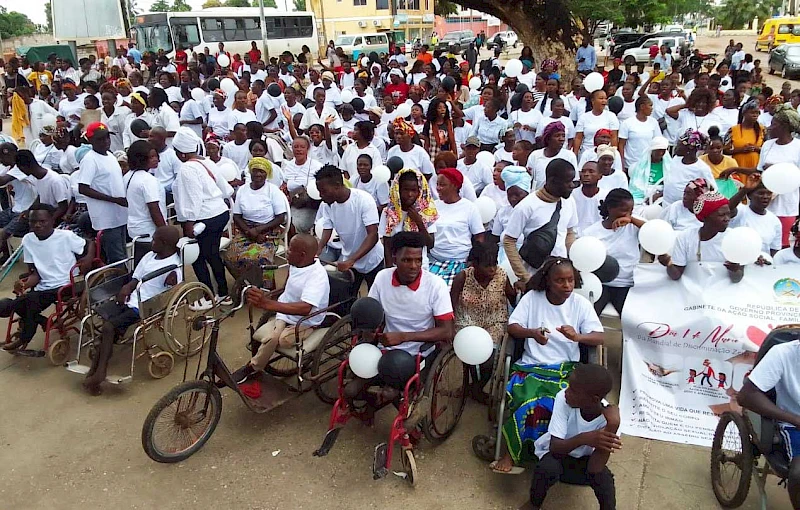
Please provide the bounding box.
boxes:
[136,24,172,53]
[201,18,225,42]
[353,37,362,46]
[244,18,262,40]
[223,18,247,41]
[171,18,201,48]
[778,24,795,34]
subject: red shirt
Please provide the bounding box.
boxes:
[248,49,261,64]
[175,49,188,75]
[384,82,410,105]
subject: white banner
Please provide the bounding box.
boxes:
[619,263,800,447]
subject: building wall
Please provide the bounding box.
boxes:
[309,0,434,44]
[433,15,509,39]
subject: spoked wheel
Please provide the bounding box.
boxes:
[312,316,353,404]
[400,449,418,486]
[148,351,175,379]
[162,282,214,357]
[47,339,70,366]
[142,380,222,463]
[421,346,468,444]
[710,411,754,508]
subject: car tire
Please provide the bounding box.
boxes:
[769,61,775,74]
[513,41,518,48]
[782,65,788,78]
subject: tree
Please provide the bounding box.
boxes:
[434,0,459,16]
[173,0,192,11]
[0,7,37,39]
[202,0,223,6]
[227,0,251,5]
[44,1,53,34]
[618,0,669,29]
[293,0,306,10]
[150,0,171,11]
[715,0,780,29]
[252,0,278,6]
[568,0,623,45]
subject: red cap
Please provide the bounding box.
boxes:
[84,122,108,139]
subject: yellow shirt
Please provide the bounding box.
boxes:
[27,71,53,92]
[699,154,738,178]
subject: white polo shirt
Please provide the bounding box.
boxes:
[368,268,453,356]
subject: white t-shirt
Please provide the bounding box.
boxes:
[535,116,576,151]
[222,140,253,172]
[582,221,640,287]
[528,149,578,190]
[339,144,383,179]
[671,227,728,266]
[230,108,258,126]
[154,146,182,190]
[663,158,715,206]
[368,268,453,356]
[255,93,285,129]
[616,99,637,124]
[350,174,390,207]
[232,182,286,224]
[78,150,127,230]
[709,107,738,135]
[773,248,800,265]
[534,389,608,460]
[504,194,579,260]
[386,144,435,177]
[179,100,205,138]
[509,290,603,366]
[747,340,800,423]
[127,252,183,309]
[575,110,619,156]
[661,200,702,231]
[33,169,70,207]
[480,184,511,210]
[427,173,478,202]
[675,109,717,137]
[378,210,437,270]
[429,199,484,262]
[58,98,84,129]
[22,230,86,291]
[457,159,493,195]
[510,108,543,144]
[277,261,330,327]
[282,158,323,194]
[124,170,166,239]
[3,167,37,213]
[299,106,343,132]
[572,188,608,236]
[730,205,782,253]
[319,189,384,273]
[207,108,236,139]
[619,116,661,170]
[758,139,800,217]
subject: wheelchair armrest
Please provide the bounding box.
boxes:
[84,258,130,282]
[293,299,355,338]
[139,264,179,283]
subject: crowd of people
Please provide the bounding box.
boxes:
[0,34,799,510]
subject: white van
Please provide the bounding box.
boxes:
[335,32,390,61]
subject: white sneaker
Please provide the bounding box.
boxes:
[188,298,214,312]
[215,295,233,306]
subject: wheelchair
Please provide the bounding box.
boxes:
[313,340,469,486]
[65,243,214,384]
[710,324,800,509]
[2,232,104,365]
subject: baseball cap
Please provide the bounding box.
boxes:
[464,136,480,147]
[84,122,108,139]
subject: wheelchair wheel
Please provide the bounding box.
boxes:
[711,411,754,508]
[47,339,70,366]
[162,282,214,357]
[148,351,174,379]
[421,346,468,444]
[141,380,222,463]
[312,316,352,404]
[400,448,418,486]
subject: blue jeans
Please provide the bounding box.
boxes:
[194,211,230,297]
[101,225,128,264]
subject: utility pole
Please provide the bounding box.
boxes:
[259,0,270,61]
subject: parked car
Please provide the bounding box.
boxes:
[602,30,644,50]
[435,30,475,53]
[768,43,800,78]
[612,31,681,58]
[486,31,518,50]
[622,36,687,65]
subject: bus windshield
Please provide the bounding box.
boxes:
[136,24,173,53]
[336,36,356,46]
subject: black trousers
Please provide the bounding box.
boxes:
[350,262,383,296]
[0,289,60,343]
[194,211,230,297]
[593,286,630,317]
[531,453,616,509]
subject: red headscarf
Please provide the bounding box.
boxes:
[693,191,728,221]
[437,167,464,190]
[594,129,613,144]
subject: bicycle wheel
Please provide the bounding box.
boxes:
[141,380,222,463]
[710,411,753,508]
[162,282,214,357]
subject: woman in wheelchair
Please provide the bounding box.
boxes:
[737,340,800,509]
[1,205,95,352]
[231,234,329,384]
[492,257,604,474]
[222,157,287,290]
[82,226,182,395]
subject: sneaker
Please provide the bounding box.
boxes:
[215,295,233,306]
[230,364,257,384]
[188,298,214,312]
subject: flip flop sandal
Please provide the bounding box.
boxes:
[489,460,525,475]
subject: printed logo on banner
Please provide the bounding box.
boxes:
[773,277,800,305]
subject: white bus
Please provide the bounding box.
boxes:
[133,8,319,60]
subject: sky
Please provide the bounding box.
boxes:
[5,0,207,26]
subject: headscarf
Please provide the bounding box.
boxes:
[678,129,708,151]
[593,128,613,144]
[204,132,221,148]
[114,150,128,163]
[129,91,146,107]
[596,144,617,160]
[248,157,273,179]
[774,104,800,133]
[541,59,559,72]
[61,80,78,91]
[539,121,565,147]
[521,59,534,70]
[116,78,131,88]
[384,168,438,235]
[501,165,531,193]
[693,191,728,221]
[392,117,416,137]
[213,88,228,100]
[437,167,464,190]
[765,95,783,107]
[172,127,202,154]
[686,177,711,198]
[740,98,760,115]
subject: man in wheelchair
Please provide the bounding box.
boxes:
[343,231,454,424]
[82,226,182,395]
[233,233,330,384]
[1,204,94,352]
[738,338,800,509]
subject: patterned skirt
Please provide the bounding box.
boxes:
[222,223,282,289]
[501,362,577,463]
[428,259,467,287]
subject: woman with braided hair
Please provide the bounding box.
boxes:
[663,129,716,207]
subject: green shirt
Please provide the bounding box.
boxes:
[648,160,664,185]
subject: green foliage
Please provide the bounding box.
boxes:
[568,0,623,40]
[173,0,192,11]
[293,0,307,10]
[44,1,53,34]
[434,0,459,17]
[150,0,171,11]
[227,0,251,6]
[0,7,37,39]
[715,0,780,29]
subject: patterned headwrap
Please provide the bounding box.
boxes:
[686,178,711,197]
[765,95,783,107]
[384,168,438,235]
[693,191,728,221]
[116,78,131,88]
[741,98,760,114]
[129,92,146,107]
[774,104,800,133]
[213,88,228,100]
[593,128,613,144]
[541,59,559,72]
[678,129,709,151]
[248,157,273,179]
[539,121,565,146]
[392,117,416,137]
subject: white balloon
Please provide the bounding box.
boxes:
[569,236,607,272]
[469,76,482,90]
[360,56,370,67]
[216,162,238,182]
[453,326,494,365]
[640,203,663,221]
[475,196,498,224]
[349,343,382,379]
[722,227,762,265]
[504,59,523,78]
[761,163,800,195]
[216,54,231,68]
[178,238,200,265]
[340,89,354,103]
[190,88,205,102]
[638,219,676,256]
[306,179,321,200]
[583,72,605,93]
[395,103,412,118]
[220,78,238,94]
[476,151,495,169]
[372,164,391,183]
[575,272,602,303]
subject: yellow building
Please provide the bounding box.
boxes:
[307,0,434,47]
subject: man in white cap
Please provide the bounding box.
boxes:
[321,71,342,110]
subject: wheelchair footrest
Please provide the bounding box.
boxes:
[65,362,132,385]
[313,428,341,457]
[372,442,389,480]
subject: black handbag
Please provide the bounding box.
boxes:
[518,200,561,269]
